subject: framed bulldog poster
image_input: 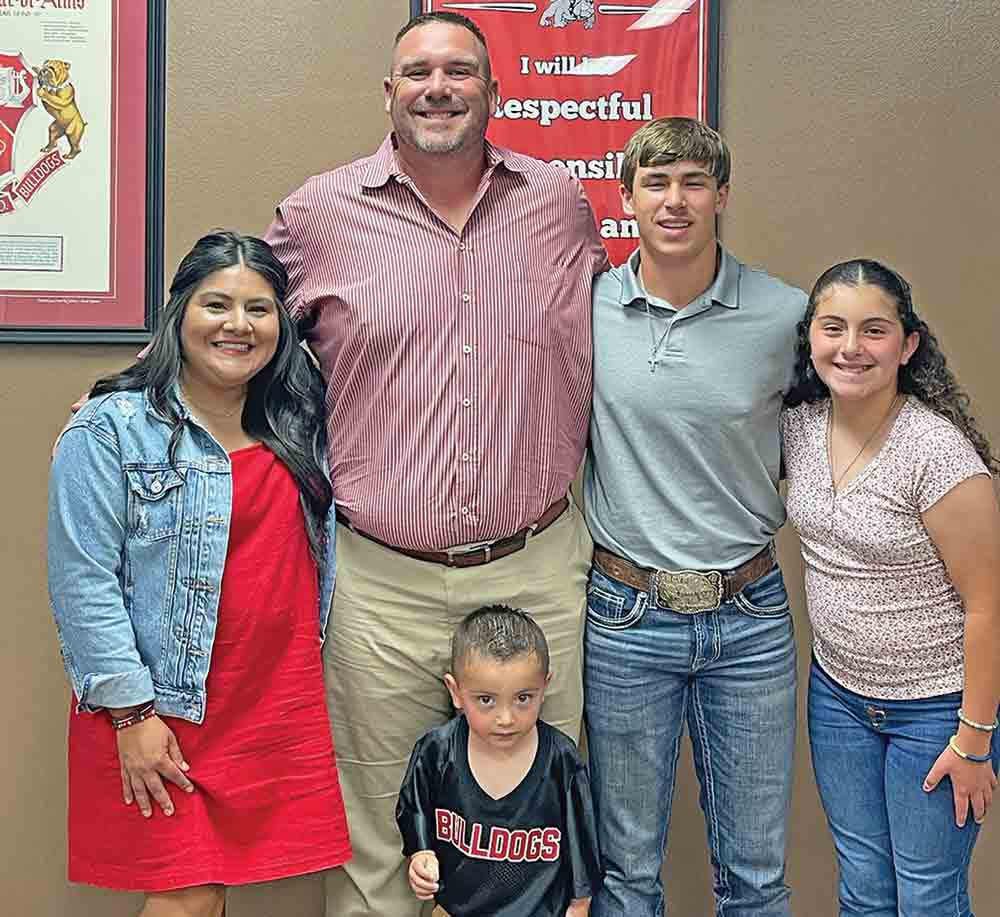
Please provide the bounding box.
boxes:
[410,0,719,265]
[0,0,165,342]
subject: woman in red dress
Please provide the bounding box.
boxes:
[48,232,350,916]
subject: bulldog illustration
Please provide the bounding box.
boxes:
[540,0,596,30]
[34,59,86,159]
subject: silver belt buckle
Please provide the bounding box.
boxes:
[444,542,492,567]
[655,569,723,614]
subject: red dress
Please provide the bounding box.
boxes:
[67,444,351,891]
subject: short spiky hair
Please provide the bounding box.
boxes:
[451,605,550,676]
[394,11,492,81]
[620,117,731,193]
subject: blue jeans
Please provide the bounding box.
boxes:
[584,562,796,917]
[809,661,998,916]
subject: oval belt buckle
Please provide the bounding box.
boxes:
[656,569,724,614]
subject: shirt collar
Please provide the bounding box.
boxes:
[360,133,523,189]
[620,244,740,312]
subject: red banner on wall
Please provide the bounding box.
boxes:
[418,1,717,264]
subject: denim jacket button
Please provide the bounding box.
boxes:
[150,479,163,494]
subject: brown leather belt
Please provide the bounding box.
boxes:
[336,496,569,568]
[593,543,776,614]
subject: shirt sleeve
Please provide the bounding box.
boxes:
[47,420,155,711]
[571,175,611,277]
[562,762,602,899]
[264,200,312,327]
[396,734,439,856]
[911,418,990,513]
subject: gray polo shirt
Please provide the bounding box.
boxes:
[583,246,807,571]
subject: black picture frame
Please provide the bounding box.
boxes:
[0,0,166,344]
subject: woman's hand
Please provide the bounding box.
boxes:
[408,850,439,900]
[115,715,195,817]
[924,745,997,826]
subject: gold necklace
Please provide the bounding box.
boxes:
[827,394,901,494]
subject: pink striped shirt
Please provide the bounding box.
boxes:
[265,134,608,551]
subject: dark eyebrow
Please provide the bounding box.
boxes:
[398,55,480,70]
[814,314,895,325]
[640,168,711,182]
[196,290,275,307]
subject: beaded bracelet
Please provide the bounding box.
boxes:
[958,709,999,732]
[109,701,157,731]
[948,734,993,764]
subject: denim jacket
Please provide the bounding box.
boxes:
[47,388,336,724]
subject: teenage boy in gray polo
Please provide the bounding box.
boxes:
[583,117,807,917]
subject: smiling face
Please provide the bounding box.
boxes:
[445,651,550,754]
[179,264,280,400]
[384,21,497,157]
[809,283,919,405]
[622,160,728,269]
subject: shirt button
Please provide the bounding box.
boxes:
[461,293,471,302]
[461,452,470,461]
[462,398,471,407]
[460,506,470,515]
[459,242,467,251]
[462,344,472,354]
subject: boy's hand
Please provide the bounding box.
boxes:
[408,850,439,900]
[566,896,591,916]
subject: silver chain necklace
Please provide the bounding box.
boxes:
[639,264,673,374]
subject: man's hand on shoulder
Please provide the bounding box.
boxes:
[50,390,90,462]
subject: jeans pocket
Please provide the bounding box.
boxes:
[586,568,647,630]
[733,565,790,618]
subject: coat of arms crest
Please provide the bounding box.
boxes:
[0,52,36,182]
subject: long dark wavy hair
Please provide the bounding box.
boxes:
[91,231,332,556]
[785,258,997,473]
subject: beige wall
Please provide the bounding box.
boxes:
[2,1,997,913]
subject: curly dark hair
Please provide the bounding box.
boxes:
[785,258,997,473]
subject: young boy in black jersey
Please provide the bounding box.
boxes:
[396,605,601,917]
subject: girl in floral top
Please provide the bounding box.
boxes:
[781,259,999,916]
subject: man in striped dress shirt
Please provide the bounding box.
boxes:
[265,12,608,916]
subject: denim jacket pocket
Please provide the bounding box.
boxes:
[733,566,790,618]
[586,570,648,630]
[125,467,185,541]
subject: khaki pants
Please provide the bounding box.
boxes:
[322,500,592,916]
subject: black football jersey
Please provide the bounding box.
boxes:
[396,716,602,917]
